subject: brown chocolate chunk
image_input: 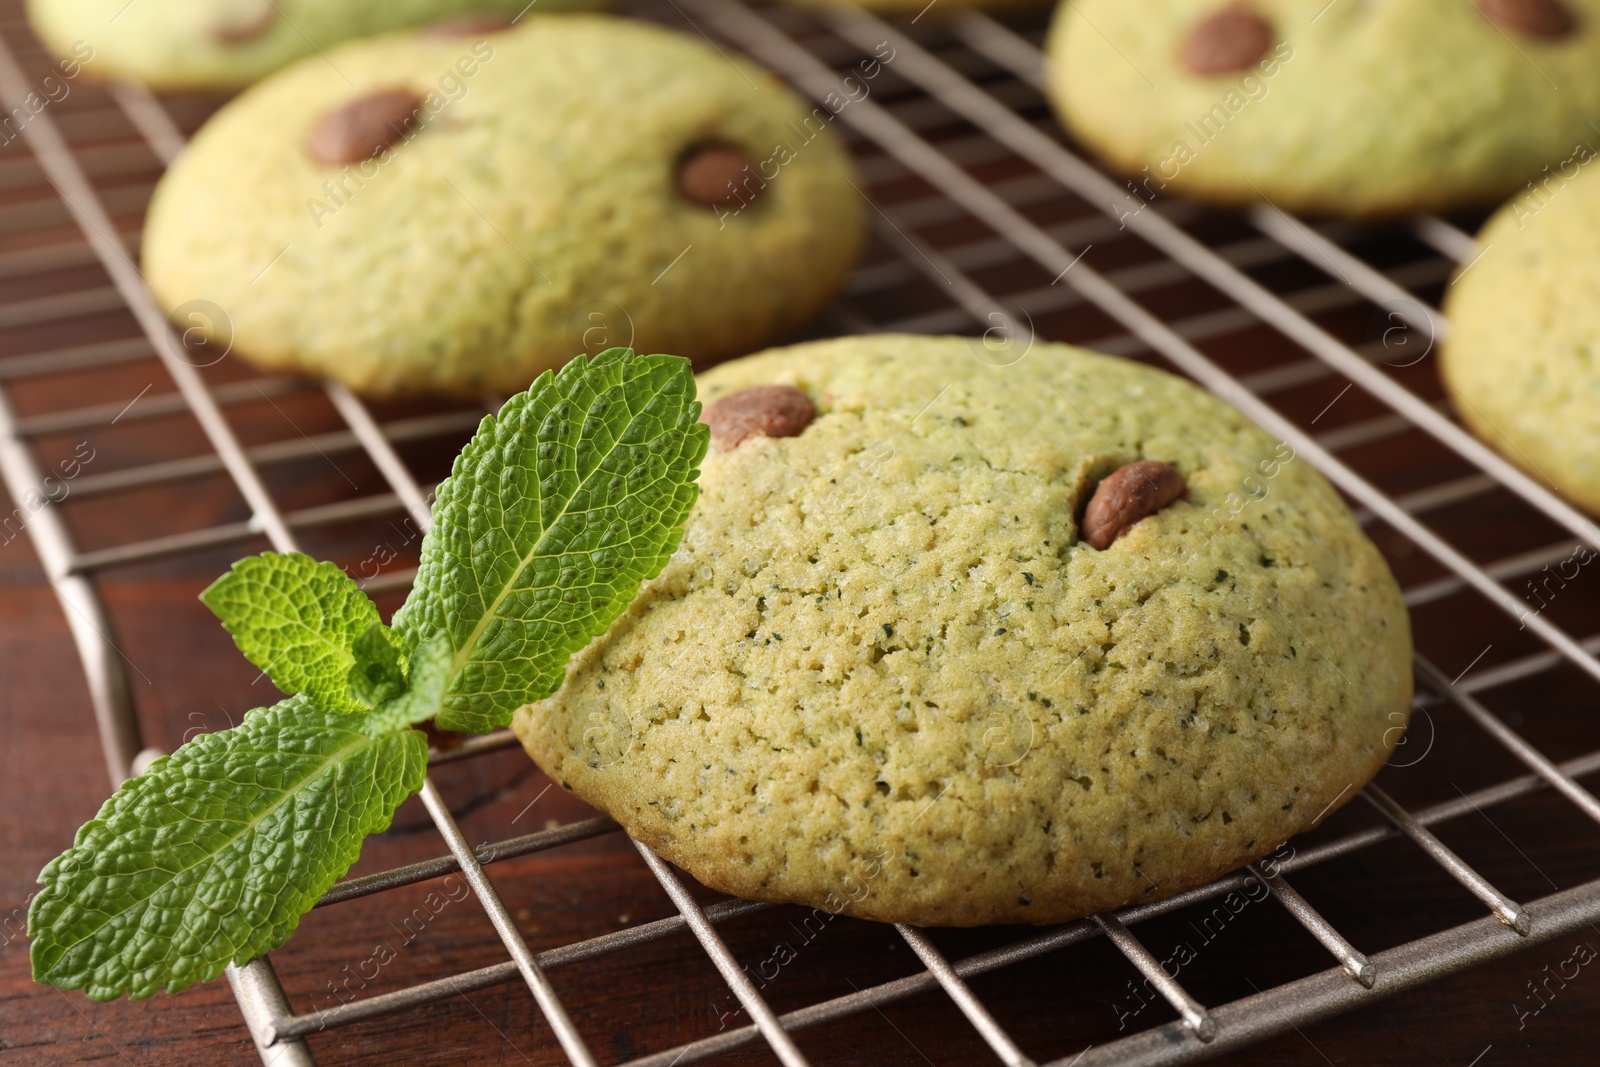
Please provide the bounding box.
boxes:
[702,385,814,448]
[1478,0,1577,38]
[420,13,517,39]
[1081,460,1187,550]
[211,6,277,46]
[1181,5,1275,75]
[677,144,757,209]
[307,89,425,166]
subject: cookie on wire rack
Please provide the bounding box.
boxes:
[141,15,865,397]
[512,334,1413,926]
[27,0,608,91]
[1046,0,1600,217]
[1441,154,1600,515]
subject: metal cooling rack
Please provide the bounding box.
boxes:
[4,1,1600,1064]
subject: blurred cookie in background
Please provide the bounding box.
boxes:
[143,15,866,397]
[1047,0,1600,216]
[1442,155,1600,513]
[27,0,604,90]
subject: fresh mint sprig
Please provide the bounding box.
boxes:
[394,343,706,733]
[29,348,708,1000]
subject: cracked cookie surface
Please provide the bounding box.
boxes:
[513,335,1412,925]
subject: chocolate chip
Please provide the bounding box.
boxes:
[702,385,814,448]
[1081,460,1187,550]
[677,143,757,209]
[1478,0,1578,38]
[211,6,277,46]
[307,89,425,166]
[420,13,516,39]
[1181,5,1275,75]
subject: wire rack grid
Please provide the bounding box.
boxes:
[4,1,1600,1065]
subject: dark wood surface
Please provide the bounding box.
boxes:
[5,4,1600,1065]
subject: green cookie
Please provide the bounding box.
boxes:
[513,335,1412,926]
[143,16,866,397]
[27,0,606,91]
[1047,0,1600,217]
[1442,156,1600,515]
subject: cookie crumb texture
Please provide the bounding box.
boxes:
[142,16,864,397]
[1441,159,1600,514]
[1048,0,1600,217]
[514,336,1413,926]
[27,0,601,90]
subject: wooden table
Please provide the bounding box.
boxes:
[5,2,1600,1063]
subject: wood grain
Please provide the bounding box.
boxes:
[4,4,1600,1065]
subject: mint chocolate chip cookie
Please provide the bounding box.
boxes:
[512,335,1413,926]
[1441,158,1600,514]
[1047,0,1600,216]
[27,1,607,91]
[142,16,865,397]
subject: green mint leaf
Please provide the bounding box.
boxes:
[347,622,406,709]
[29,695,426,1000]
[393,348,707,734]
[363,635,453,735]
[201,552,381,711]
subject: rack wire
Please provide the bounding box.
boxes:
[4,1,1600,1064]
